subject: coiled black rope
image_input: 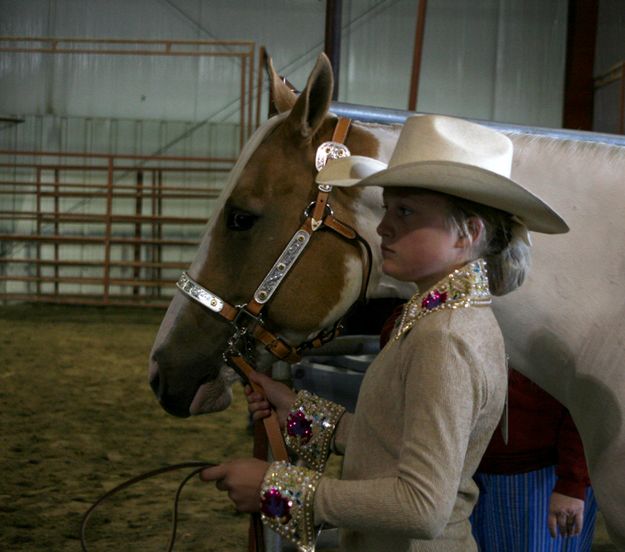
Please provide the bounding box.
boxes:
[80,461,216,551]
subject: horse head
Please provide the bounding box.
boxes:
[149,54,401,417]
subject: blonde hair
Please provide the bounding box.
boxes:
[444,196,532,296]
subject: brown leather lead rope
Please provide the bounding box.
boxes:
[229,355,290,462]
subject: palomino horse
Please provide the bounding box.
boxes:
[149,54,625,548]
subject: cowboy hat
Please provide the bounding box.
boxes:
[317,115,568,234]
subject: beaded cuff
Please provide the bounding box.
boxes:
[260,460,321,552]
[284,390,345,472]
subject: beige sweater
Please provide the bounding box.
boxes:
[314,306,507,551]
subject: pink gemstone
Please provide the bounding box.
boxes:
[286,410,313,443]
[421,290,447,310]
[261,488,292,522]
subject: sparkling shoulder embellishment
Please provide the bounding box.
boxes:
[393,259,492,341]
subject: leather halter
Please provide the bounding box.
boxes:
[176,117,371,460]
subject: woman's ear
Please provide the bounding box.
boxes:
[455,217,484,249]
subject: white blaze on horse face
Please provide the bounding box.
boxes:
[316,255,364,340]
[188,115,288,276]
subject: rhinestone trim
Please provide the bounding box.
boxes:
[261,461,321,552]
[284,391,345,473]
[393,259,492,342]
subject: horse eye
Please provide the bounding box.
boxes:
[226,209,258,231]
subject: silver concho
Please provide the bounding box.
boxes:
[315,141,351,172]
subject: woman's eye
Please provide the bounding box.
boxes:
[398,206,413,216]
[226,209,258,231]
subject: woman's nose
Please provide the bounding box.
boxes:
[377,214,393,238]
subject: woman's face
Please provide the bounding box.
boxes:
[376,189,466,290]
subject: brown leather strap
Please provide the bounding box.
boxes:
[332,117,352,144]
[252,325,301,363]
[248,513,265,552]
[228,355,289,462]
[324,215,357,239]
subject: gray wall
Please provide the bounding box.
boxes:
[594,0,625,134]
[1,1,571,139]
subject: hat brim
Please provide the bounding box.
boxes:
[317,156,568,234]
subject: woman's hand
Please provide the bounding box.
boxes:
[245,371,297,429]
[199,458,269,513]
[548,491,585,537]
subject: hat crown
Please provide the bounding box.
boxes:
[389,115,513,178]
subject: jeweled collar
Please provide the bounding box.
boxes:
[392,259,492,341]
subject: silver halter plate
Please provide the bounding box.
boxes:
[177,272,225,314]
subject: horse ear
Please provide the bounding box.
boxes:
[286,53,334,140]
[267,56,298,113]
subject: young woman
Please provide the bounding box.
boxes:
[200,115,569,551]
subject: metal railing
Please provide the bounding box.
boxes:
[0,36,257,148]
[0,150,233,306]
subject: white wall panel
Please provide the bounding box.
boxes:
[490,0,567,126]
[415,0,500,120]
[339,0,416,110]
[593,0,625,134]
[340,0,567,127]
[595,0,625,74]
[1,0,571,130]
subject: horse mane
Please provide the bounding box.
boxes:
[505,131,625,164]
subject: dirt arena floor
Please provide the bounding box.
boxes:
[0,304,618,551]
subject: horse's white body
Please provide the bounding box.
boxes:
[349,121,625,548]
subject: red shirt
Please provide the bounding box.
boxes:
[380,307,590,500]
[477,369,590,499]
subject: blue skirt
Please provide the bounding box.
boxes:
[470,466,597,552]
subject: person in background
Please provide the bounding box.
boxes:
[470,368,598,551]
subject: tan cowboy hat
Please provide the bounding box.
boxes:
[317,114,568,234]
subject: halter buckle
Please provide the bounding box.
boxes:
[233,304,263,332]
[304,201,333,221]
[223,308,260,367]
